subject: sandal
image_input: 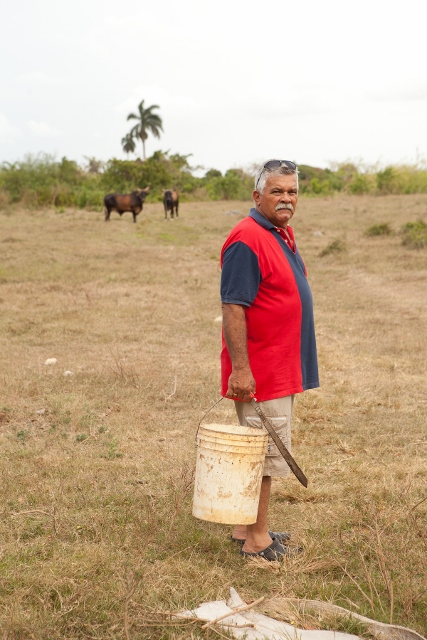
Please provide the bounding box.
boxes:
[230,530,290,545]
[240,537,302,561]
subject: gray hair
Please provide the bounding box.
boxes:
[254,160,299,194]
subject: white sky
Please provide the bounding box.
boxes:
[1,0,427,174]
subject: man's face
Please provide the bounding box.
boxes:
[253,173,298,229]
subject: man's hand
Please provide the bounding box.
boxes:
[225,366,256,402]
[222,303,255,402]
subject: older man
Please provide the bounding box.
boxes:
[220,160,319,561]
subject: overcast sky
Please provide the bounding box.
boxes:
[1,0,426,174]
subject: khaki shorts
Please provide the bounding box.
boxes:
[234,396,294,477]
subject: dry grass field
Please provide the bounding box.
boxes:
[1,194,426,639]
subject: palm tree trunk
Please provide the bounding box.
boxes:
[142,138,146,160]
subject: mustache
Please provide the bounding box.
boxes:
[275,203,294,212]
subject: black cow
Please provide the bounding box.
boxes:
[162,189,179,220]
[104,186,150,223]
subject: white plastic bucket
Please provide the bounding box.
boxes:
[192,423,268,524]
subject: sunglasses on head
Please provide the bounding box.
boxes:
[256,160,297,189]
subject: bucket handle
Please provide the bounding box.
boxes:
[195,396,225,443]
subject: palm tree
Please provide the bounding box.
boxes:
[126,100,163,160]
[83,156,104,174]
[121,133,136,157]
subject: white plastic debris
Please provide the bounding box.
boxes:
[214,316,223,323]
[36,408,46,415]
[63,371,74,377]
[44,358,57,366]
[177,588,360,640]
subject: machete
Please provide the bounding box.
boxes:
[250,395,308,488]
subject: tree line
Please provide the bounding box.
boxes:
[1,153,427,210]
[2,97,427,209]
[0,152,255,209]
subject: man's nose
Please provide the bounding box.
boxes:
[281,192,292,202]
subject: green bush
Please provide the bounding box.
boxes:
[349,173,372,194]
[376,166,398,194]
[394,166,427,194]
[319,239,347,257]
[309,178,329,195]
[298,165,343,195]
[401,220,427,249]
[204,169,252,201]
[0,154,87,208]
[365,223,392,236]
[100,152,202,199]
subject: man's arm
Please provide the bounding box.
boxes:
[222,302,255,401]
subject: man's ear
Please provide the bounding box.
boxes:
[252,189,261,206]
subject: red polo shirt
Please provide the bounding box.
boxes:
[220,209,319,401]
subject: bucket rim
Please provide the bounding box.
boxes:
[198,423,267,437]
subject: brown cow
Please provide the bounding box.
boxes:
[162,189,179,220]
[104,186,150,223]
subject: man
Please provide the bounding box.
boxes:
[220,159,319,561]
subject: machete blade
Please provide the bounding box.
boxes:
[250,397,308,488]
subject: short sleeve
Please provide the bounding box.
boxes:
[220,241,261,306]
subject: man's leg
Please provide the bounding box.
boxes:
[241,476,273,553]
[232,396,293,547]
[231,476,271,546]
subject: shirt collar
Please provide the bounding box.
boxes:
[249,207,293,237]
[249,207,276,230]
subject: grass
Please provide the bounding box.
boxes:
[0,195,426,639]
